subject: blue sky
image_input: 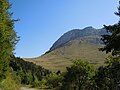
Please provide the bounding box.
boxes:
[10,0,118,58]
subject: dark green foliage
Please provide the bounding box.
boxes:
[0,70,20,90]
[0,0,18,81]
[96,2,120,89]
[61,59,95,90]
[31,72,64,89]
[45,73,63,88]
[93,56,120,90]
[100,2,120,56]
[9,56,51,85]
[100,24,120,56]
[0,0,20,89]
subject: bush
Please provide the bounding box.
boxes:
[93,56,120,90]
[46,73,63,88]
[0,71,20,90]
[61,59,96,90]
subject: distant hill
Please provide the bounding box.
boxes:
[24,26,109,71]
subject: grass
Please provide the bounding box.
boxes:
[0,71,20,90]
[24,39,108,72]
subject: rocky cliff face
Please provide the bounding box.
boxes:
[49,26,107,51]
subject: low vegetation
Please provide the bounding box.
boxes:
[9,56,51,87]
[11,57,120,90]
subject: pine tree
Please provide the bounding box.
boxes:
[100,1,120,56]
[0,0,18,81]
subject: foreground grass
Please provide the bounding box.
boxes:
[0,73,20,90]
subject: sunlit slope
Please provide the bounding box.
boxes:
[24,37,107,71]
[24,27,109,71]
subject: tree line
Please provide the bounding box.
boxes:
[9,56,51,86]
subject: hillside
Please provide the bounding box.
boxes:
[24,27,109,71]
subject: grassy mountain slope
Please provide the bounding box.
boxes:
[24,27,109,71]
[24,37,107,71]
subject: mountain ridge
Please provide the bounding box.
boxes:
[49,26,107,52]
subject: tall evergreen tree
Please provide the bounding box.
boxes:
[0,0,18,81]
[100,1,120,56]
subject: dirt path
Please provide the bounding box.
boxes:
[21,87,37,90]
[21,87,52,90]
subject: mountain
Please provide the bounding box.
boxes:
[24,26,109,71]
[49,26,106,51]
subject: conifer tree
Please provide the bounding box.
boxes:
[100,1,120,56]
[0,0,18,80]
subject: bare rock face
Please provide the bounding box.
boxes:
[49,26,107,51]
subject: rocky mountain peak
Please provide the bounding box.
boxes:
[49,26,107,52]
